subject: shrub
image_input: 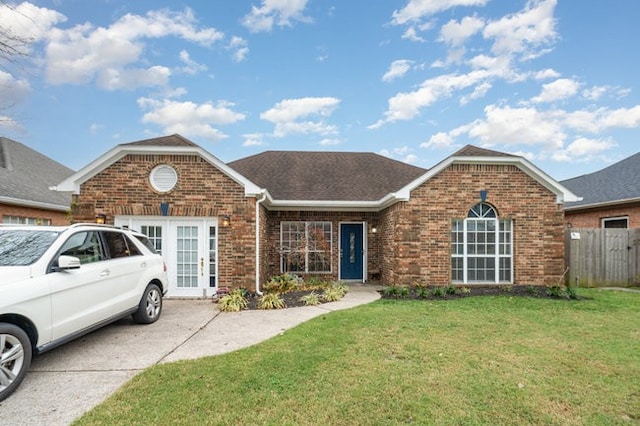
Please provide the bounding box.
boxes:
[433,286,446,298]
[258,293,286,310]
[445,285,458,295]
[300,292,321,306]
[383,285,408,298]
[417,286,431,299]
[322,284,346,302]
[546,285,564,298]
[526,285,538,296]
[263,274,300,293]
[459,286,471,294]
[565,285,579,300]
[499,285,512,293]
[218,289,248,312]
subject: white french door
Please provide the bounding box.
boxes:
[115,217,218,297]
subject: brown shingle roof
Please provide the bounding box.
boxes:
[453,144,517,157]
[229,151,427,201]
[121,134,198,147]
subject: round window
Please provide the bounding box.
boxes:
[149,165,178,192]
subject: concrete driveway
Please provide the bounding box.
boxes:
[0,285,380,426]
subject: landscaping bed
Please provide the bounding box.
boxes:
[379,284,584,300]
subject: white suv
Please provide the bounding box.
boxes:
[0,223,168,401]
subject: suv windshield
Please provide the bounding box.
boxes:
[0,229,61,266]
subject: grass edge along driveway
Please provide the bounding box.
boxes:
[76,289,639,425]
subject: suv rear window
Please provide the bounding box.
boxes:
[103,231,142,258]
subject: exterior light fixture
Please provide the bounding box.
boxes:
[371,222,378,234]
[95,214,106,224]
[221,215,231,227]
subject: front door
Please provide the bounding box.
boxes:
[115,217,217,297]
[340,223,364,281]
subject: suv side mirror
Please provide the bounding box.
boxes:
[57,255,81,270]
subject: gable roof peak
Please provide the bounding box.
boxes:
[120,134,198,148]
[452,144,517,158]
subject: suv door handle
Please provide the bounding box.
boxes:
[100,269,111,277]
[140,261,147,268]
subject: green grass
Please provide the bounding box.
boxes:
[75,289,640,425]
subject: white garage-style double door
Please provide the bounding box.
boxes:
[115,217,218,297]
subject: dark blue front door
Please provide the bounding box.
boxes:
[340,224,363,280]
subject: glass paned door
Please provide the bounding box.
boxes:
[177,225,199,288]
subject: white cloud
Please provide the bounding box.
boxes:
[242,133,265,147]
[178,50,207,75]
[460,81,492,105]
[228,36,249,62]
[138,98,246,141]
[382,59,414,82]
[483,0,557,58]
[0,70,31,104]
[379,146,419,164]
[261,97,340,137]
[392,0,489,25]
[319,138,341,146]
[241,0,311,33]
[421,131,454,149]
[439,15,484,46]
[0,2,66,54]
[552,137,615,162]
[534,68,561,80]
[45,8,222,89]
[401,26,426,42]
[531,78,579,103]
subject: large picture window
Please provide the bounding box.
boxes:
[281,221,332,273]
[451,203,512,284]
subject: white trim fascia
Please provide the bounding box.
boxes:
[0,196,69,212]
[264,199,384,212]
[564,197,640,211]
[396,155,582,204]
[51,145,262,197]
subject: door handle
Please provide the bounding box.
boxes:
[200,258,204,276]
[100,269,111,277]
[140,261,147,268]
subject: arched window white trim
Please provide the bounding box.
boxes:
[451,202,513,284]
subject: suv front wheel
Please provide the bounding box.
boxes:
[0,323,32,402]
[132,284,163,324]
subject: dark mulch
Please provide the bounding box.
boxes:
[379,285,586,301]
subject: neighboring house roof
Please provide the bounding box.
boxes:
[561,151,640,210]
[0,137,73,211]
[228,151,427,202]
[54,134,262,196]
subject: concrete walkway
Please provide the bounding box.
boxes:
[0,285,381,426]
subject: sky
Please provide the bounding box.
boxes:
[1,0,639,181]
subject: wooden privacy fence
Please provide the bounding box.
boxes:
[565,228,640,287]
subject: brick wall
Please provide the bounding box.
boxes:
[262,210,379,283]
[564,203,640,228]
[0,203,69,225]
[381,163,566,286]
[70,154,257,289]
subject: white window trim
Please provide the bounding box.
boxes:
[601,216,629,228]
[280,221,333,274]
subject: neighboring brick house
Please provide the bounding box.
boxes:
[54,134,578,297]
[561,152,640,228]
[0,137,73,226]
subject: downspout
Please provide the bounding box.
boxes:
[255,190,267,295]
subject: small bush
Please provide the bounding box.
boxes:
[499,285,512,293]
[546,285,564,298]
[258,292,286,310]
[263,274,300,293]
[383,286,400,297]
[322,285,345,302]
[218,289,248,312]
[565,285,579,300]
[433,286,446,298]
[459,286,471,294]
[445,285,458,295]
[417,286,431,299]
[300,292,321,306]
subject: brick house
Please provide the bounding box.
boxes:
[561,151,640,228]
[0,137,73,226]
[54,134,578,297]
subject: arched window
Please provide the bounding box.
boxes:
[451,202,512,284]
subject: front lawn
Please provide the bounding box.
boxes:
[76,289,639,425]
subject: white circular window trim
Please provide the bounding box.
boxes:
[149,165,178,193]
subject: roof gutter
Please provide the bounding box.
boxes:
[0,196,70,212]
[563,196,640,211]
[255,190,268,295]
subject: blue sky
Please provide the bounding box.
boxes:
[1,0,639,180]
